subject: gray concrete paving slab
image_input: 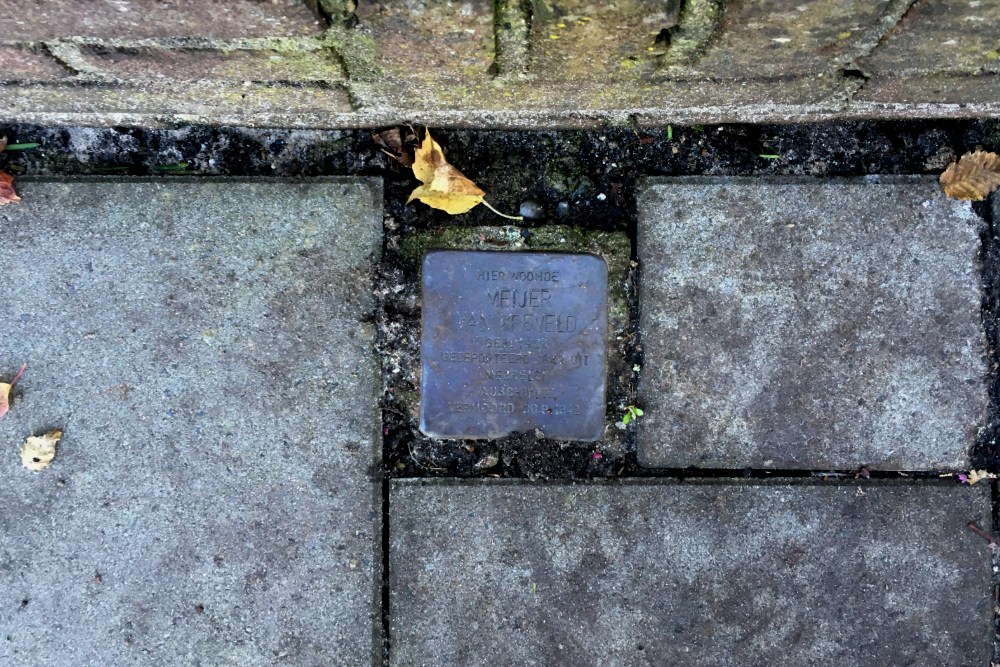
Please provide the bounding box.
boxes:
[637,177,987,470]
[0,178,383,666]
[390,480,993,667]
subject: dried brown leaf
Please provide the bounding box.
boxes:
[940,150,1000,201]
[373,128,401,150]
[373,127,418,167]
[0,363,27,419]
[0,171,20,206]
[21,429,62,471]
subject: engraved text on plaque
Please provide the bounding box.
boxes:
[420,250,608,441]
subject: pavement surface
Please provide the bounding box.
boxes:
[0,0,998,128]
[0,178,383,666]
[637,177,988,470]
[1,174,998,665]
[390,480,994,667]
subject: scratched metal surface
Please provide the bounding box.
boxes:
[420,250,608,441]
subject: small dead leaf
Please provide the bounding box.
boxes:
[0,171,20,206]
[940,150,1000,201]
[407,130,521,219]
[21,429,62,471]
[965,469,996,485]
[372,127,418,167]
[0,363,28,419]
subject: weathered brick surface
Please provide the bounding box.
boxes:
[354,0,495,84]
[855,74,1000,107]
[0,45,69,82]
[78,46,344,83]
[526,0,663,85]
[859,0,1000,76]
[679,0,892,78]
[2,83,354,125]
[637,177,987,470]
[391,480,993,667]
[0,1,997,131]
[0,0,322,39]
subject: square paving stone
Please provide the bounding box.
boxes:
[637,177,988,470]
[390,480,993,667]
[0,178,383,666]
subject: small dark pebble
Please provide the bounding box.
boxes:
[555,201,570,217]
[518,200,544,219]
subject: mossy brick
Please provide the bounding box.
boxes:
[672,0,896,78]
[858,0,1000,77]
[0,178,383,666]
[525,0,665,86]
[390,480,993,666]
[353,0,495,87]
[78,46,345,83]
[0,82,354,127]
[855,74,1000,108]
[637,177,988,470]
[0,0,323,40]
[0,46,71,83]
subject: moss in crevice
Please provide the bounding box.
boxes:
[657,0,725,69]
[493,0,532,77]
[324,25,381,81]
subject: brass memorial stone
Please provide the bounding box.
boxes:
[420,250,608,441]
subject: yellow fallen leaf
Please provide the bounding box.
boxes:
[21,429,62,471]
[0,362,27,420]
[407,130,521,219]
[940,150,1000,201]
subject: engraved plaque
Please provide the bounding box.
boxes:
[420,250,608,441]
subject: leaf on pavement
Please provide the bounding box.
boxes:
[964,469,997,485]
[0,363,27,419]
[21,429,62,471]
[0,136,23,206]
[0,171,20,206]
[407,130,521,219]
[940,150,1000,201]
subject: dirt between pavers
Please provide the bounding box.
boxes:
[376,223,638,480]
